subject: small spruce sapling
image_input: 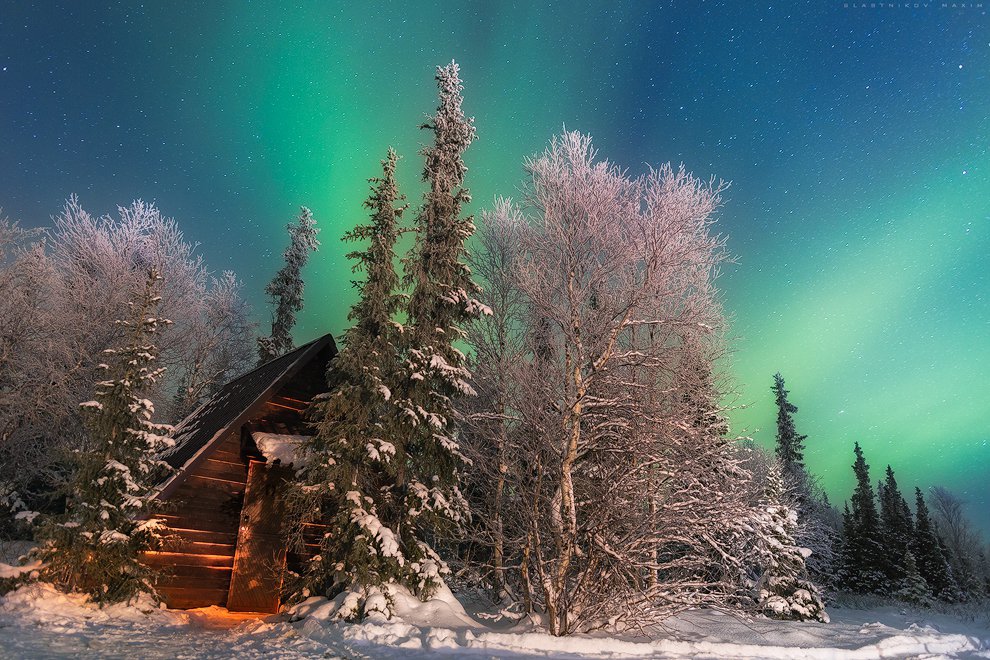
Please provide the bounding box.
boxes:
[896,549,933,606]
[754,462,829,622]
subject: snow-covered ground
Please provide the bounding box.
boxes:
[0,563,988,660]
[0,583,987,659]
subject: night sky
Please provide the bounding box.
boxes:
[2,2,988,532]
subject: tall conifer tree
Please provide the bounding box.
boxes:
[771,374,838,591]
[293,150,406,604]
[771,373,807,484]
[878,465,914,582]
[839,443,886,593]
[258,207,320,364]
[33,269,173,603]
[395,61,486,598]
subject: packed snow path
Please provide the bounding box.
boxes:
[1,584,988,659]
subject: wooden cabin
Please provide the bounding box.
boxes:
[141,333,337,612]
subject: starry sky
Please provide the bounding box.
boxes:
[2,2,988,532]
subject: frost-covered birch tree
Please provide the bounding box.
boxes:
[32,269,174,603]
[0,218,62,519]
[465,132,763,635]
[461,200,528,601]
[173,271,255,419]
[0,198,253,509]
[258,207,320,364]
[929,486,984,601]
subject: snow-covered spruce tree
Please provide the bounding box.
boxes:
[288,149,407,614]
[257,206,320,364]
[896,549,933,606]
[769,373,838,595]
[466,131,751,635]
[752,462,828,622]
[878,465,914,584]
[393,61,484,600]
[839,443,886,593]
[32,268,173,603]
[912,487,958,601]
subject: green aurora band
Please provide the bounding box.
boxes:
[1,2,987,530]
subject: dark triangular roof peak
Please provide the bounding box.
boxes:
[155,333,336,499]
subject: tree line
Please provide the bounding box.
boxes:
[768,373,990,607]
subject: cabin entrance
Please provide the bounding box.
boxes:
[226,461,292,613]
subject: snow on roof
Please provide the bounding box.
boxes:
[155,333,335,486]
[252,432,311,467]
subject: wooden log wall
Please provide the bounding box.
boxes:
[141,433,248,609]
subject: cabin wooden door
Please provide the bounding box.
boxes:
[226,461,291,612]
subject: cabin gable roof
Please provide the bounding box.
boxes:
[155,333,336,499]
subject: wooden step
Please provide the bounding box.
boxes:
[156,514,239,535]
[141,551,234,568]
[159,586,229,609]
[166,500,244,518]
[168,489,245,508]
[160,512,240,531]
[157,563,233,579]
[167,527,238,545]
[155,567,233,590]
[176,540,236,556]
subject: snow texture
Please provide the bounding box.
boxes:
[346,491,403,564]
[252,432,311,466]
[1,581,989,659]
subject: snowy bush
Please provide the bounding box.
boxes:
[748,463,828,622]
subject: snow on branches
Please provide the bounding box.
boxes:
[460,131,756,635]
[31,268,174,603]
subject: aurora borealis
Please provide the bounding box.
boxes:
[1,3,987,530]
